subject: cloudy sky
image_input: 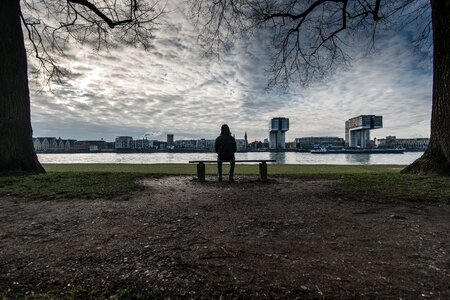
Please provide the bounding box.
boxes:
[28,1,432,143]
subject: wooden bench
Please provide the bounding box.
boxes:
[188,160,276,182]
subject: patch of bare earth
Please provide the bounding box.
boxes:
[1,176,449,298]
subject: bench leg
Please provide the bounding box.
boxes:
[197,162,206,182]
[259,162,267,181]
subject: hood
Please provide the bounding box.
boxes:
[221,124,231,135]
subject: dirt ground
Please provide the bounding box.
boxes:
[1,176,449,299]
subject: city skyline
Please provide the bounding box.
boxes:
[29,1,432,143]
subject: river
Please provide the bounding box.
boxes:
[37,151,424,165]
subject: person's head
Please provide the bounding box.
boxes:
[220,124,231,135]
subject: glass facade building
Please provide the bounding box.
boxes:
[345,115,382,148]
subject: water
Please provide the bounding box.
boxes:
[38,151,424,165]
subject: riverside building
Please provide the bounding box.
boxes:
[375,136,429,150]
[345,115,382,148]
[167,134,174,147]
[295,137,345,151]
[269,117,289,150]
[115,136,133,149]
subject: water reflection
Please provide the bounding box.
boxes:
[345,154,370,164]
[269,152,286,164]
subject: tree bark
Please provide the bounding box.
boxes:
[402,0,450,176]
[0,0,45,175]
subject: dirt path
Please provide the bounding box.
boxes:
[1,176,449,298]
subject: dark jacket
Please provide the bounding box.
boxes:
[215,131,237,161]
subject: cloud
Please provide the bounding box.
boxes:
[29,1,432,143]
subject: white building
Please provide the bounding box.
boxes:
[33,137,73,152]
[115,136,133,149]
[376,136,429,150]
[174,140,198,150]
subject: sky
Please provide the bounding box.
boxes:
[28,1,433,143]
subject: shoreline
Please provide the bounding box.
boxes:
[34,149,426,154]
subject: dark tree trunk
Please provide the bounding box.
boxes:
[0,0,45,175]
[402,0,450,176]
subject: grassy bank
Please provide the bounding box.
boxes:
[0,164,448,203]
[42,163,402,175]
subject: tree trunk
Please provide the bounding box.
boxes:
[0,0,45,175]
[402,0,450,176]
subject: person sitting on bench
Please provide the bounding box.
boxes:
[215,124,237,182]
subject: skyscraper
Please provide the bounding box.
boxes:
[269,117,289,150]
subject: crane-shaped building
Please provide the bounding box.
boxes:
[269,117,289,150]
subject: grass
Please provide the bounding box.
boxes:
[0,283,156,300]
[0,283,168,300]
[0,172,142,199]
[331,173,450,203]
[42,163,402,175]
[0,164,448,203]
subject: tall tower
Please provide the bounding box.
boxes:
[167,134,174,147]
[269,117,289,150]
[345,115,382,148]
[244,131,248,145]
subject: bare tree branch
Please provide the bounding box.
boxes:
[21,0,165,86]
[190,0,431,88]
[67,0,132,28]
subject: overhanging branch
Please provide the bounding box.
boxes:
[67,0,133,28]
